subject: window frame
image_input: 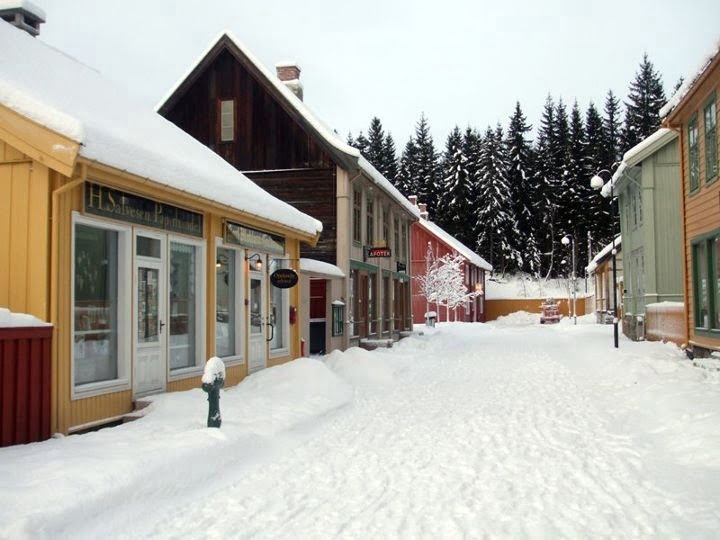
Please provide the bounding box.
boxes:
[352,188,362,244]
[71,212,132,399]
[691,230,720,335]
[219,99,235,142]
[214,238,245,366]
[704,94,717,183]
[167,234,206,380]
[688,114,700,193]
[366,193,374,245]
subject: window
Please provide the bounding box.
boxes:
[366,194,374,244]
[689,115,700,191]
[215,245,243,361]
[691,234,720,332]
[220,99,234,142]
[368,272,377,335]
[705,98,717,181]
[350,269,359,337]
[382,207,389,245]
[269,258,290,354]
[400,222,407,261]
[72,217,130,394]
[353,188,361,243]
[169,240,204,371]
[332,302,345,337]
[393,217,399,253]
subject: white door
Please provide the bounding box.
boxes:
[134,234,166,396]
[248,260,267,374]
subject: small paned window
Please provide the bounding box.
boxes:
[366,194,374,244]
[705,98,717,181]
[382,208,389,244]
[693,240,709,330]
[689,116,700,191]
[394,218,399,253]
[353,189,361,243]
[220,100,234,142]
[332,303,345,337]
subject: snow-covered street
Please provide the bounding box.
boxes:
[2,316,720,539]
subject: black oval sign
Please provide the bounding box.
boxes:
[270,268,298,289]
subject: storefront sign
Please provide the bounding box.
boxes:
[367,247,392,258]
[396,261,407,273]
[224,222,285,255]
[270,268,299,289]
[84,182,203,237]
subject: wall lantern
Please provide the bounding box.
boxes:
[246,253,263,272]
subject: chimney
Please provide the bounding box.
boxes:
[275,61,303,101]
[0,1,45,36]
[418,203,429,220]
[408,195,418,206]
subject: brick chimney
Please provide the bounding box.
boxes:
[418,203,429,220]
[275,61,303,101]
[0,1,45,36]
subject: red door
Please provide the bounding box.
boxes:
[309,279,327,354]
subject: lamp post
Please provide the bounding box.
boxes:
[590,169,619,349]
[561,235,577,325]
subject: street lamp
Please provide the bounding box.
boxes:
[561,235,577,325]
[590,169,619,349]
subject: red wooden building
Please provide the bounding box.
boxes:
[409,199,492,323]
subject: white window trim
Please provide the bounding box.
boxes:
[269,254,291,359]
[71,212,132,400]
[215,238,245,366]
[167,234,206,381]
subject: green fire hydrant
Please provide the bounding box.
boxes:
[201,357,226,428]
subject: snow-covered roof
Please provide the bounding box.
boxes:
[0,21,321,238]
[299,258,345,278]
[0,0,45,21]
[600,128,677,196]
[158,31,419,220]
[586,236,621,274]
[660,37,720,120]
[417,218,492,271]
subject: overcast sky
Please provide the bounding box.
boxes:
[38,0,720,150]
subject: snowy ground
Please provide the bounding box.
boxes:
[2,315,720,539]
[486,272,593,300]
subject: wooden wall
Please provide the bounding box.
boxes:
[485,297,590,322]
[163,48,334,171]
[246,168,337,264]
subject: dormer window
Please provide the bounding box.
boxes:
[220,99,234,142]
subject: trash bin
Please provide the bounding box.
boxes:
[425,311,437,327]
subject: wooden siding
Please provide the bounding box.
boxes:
[671,62,719,349]
[485,297,590,322]
[246,168,337,264]
[0,141,51,320]
[163,49,334,171]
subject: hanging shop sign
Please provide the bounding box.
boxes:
[396,261,407,273]
[224,222,285,256]
[84,182,203,237]
[367,247,392,258]
[270,268,299,289]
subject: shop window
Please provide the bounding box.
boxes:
[368,272,377,335]
[169,240,204,371]
[332,302,345,337]
[215,245,243,361]
[382,207,389,245]
[693,237,712,330]
[72,217,131,394]
[705,97,717,182]
[269,258,289,355]
[689,115,700,192]
[353,188,361,243]
[220,99,234,142]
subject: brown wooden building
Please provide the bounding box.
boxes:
[158,32,419,352]
[662,42,720,356]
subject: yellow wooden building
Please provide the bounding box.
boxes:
[0,21,321,434]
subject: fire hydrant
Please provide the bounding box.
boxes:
[201,357,226,428]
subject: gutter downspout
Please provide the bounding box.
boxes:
[49,167,85,434]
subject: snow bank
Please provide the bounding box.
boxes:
[324,347,397,388]
[0,307,50,327]
[490,310,540,326]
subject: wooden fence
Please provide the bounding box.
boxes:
[485,296,592,322]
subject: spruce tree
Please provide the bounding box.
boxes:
[382,133,399,184]
[397,136,419,197]
[398,114,440,217]
[603,90,622,165]
[505,102,538,272]
[437,127,472,247]
[365,117,386,170]
[475,125,521,274]
[533,95,559,277]
[585,102,613,248]
[622,53,666,152]
[352,131,369,156]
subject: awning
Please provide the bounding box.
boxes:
[299,258,345,279]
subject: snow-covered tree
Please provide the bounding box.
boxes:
[437,127,472,247]
[398,114,440,217]
[382,133,399,184]
[505,102,537,272]
[622,54,666,152]
[475,125,521,274]
[603,90,622,166]
[415,250,477,322]
[365,117,386,170]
